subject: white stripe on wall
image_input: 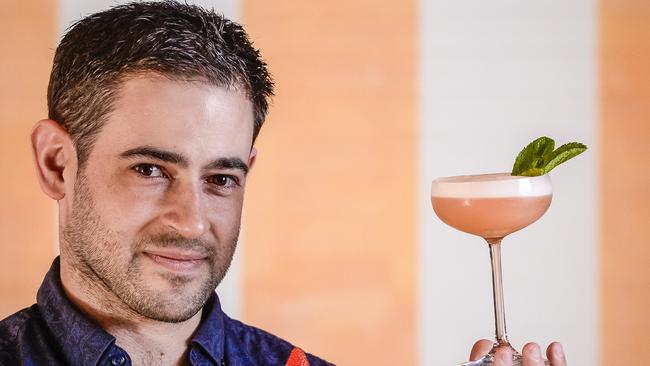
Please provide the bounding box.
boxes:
[59,0,239,38]
[58,0,242,318]
[418,1,597,365]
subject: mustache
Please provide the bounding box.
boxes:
[134,234,216,257]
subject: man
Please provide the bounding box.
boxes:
[0,1,567,366]
[0,1,329,365]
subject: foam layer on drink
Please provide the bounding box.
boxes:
[431,173,552,198]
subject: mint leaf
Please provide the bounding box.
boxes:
[511,137,587,176]
[519,168,546,177]
[542,142,587,173]
[511,136,555,175]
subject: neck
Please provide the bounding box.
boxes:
[59,255,202,366]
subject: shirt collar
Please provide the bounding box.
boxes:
[37,257,227,365]
[191,294,226,363]
[37,257,115,366]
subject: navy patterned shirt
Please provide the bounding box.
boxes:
[0,258,333,366]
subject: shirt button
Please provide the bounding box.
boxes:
[111,355,126,365]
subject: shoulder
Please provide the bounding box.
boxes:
[0,305,39,362]
[0,305,64,365]
[1,305,40,347]
[223,315,334,366]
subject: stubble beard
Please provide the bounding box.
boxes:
[61,172,238,323]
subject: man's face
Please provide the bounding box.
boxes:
[62,76,255,322]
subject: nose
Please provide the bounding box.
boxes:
[160,180,208,239]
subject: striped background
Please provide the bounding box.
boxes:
[1,1,648,365]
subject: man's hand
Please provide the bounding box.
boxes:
[469,339,567,366]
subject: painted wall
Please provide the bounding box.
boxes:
[1,1,648,365]
[600,0,650,363]
[241,1,417,364]
[0,0,57,318]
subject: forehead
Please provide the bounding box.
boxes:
[91,76,255,162]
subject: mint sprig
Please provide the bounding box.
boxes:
[511,136,587,176]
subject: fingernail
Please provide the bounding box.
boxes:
[554,343,565,359]
[530,345,542,361]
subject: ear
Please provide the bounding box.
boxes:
[248,147,257,171]
[30,119,76,200]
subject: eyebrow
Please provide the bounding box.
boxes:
[205,157,249,175]
[119,146,249,175]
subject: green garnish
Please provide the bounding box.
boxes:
[511,136,587,176]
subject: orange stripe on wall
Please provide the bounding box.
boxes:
[0,0,57,318]
[600,0,650,364]
[241,1,417,364]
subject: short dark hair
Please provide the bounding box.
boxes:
[48,0,273,168]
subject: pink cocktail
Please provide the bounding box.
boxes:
[431,173,552,239]
[431,173,553,366]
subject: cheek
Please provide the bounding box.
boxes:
[94,176,162,233]
[206,195,245,238]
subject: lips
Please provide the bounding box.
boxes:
[143,250,208,272]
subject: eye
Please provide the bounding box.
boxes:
[133,164,166,178]
[208,174,238,188]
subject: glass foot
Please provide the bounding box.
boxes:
[458,344,549,366]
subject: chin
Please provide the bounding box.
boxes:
[128,276,214,322]
[128,288,207,323]
[145,304,203,323]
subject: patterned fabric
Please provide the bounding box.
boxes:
[0,257,334,366]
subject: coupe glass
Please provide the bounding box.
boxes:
[430,173,552,366]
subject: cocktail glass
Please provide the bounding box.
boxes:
[431,173,552,366]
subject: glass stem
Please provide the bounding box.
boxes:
[488,238,509,345]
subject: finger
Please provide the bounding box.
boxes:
[469,339,493,361]
[521,343,544,366]
[546,342,567,366]
[492,346,513,366]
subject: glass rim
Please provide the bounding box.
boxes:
[431,172,552,198]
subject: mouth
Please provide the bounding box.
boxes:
[143,250,208,272]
